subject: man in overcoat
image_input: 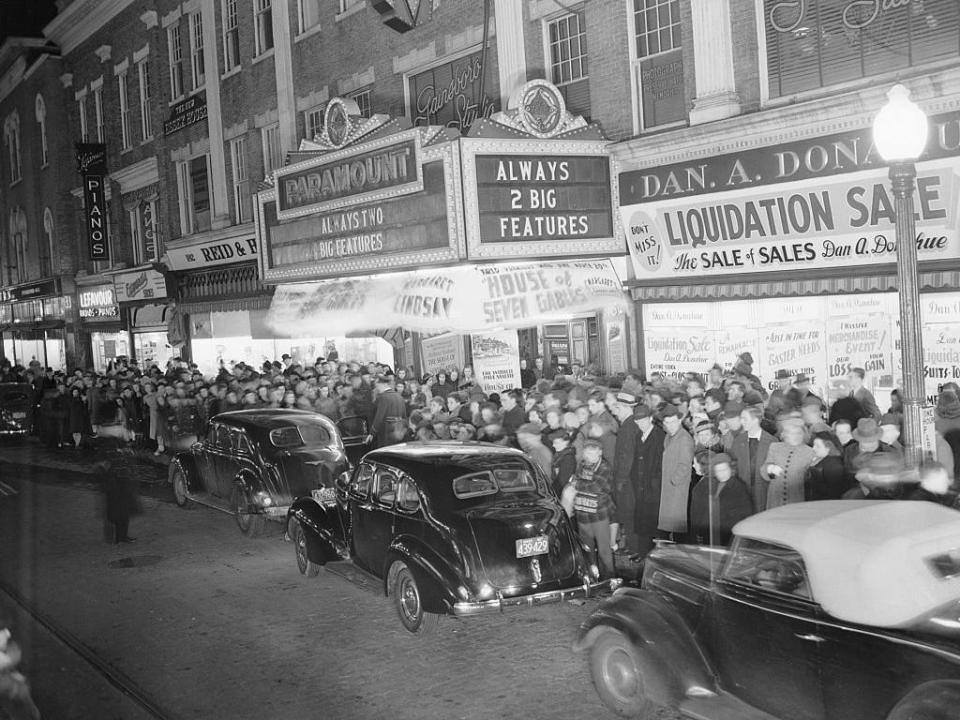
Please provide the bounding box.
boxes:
[630,404,665,559]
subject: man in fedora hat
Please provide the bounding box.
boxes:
[842,417,901,489]
[610,391,640,555]
[767,369,794,417]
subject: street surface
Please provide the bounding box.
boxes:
[0,442,683,720]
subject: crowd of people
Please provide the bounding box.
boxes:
[2,348,959,578]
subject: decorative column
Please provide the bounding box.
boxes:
[688,0,741,125]
[201,0,230,227]
[272,0,297,157]
[493,0,527,108]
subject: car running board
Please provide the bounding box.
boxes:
[324,561,381,595]
[680,693,781,720]
[184,494,234,516]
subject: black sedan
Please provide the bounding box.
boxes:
[574,500,960,719]
[0,383,34,436]
[287,442,614,633]
[169,410,352,537]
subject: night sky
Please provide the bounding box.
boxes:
[0,0,59,43]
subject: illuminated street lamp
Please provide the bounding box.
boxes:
[873,84,929,468]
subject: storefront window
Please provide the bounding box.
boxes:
[134,331,175,371]
[91,330,130,372]
[764,0,960,98]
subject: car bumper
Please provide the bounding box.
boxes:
[261,505,290,518]
[0,427,29,435]
[452,579,620,616]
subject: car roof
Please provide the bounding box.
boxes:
[362,441,531,479]
[734,500,960,628]
[213,409,336,433]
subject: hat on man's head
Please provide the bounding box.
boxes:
[733,361,752,376]
[743,389,764,406]
[853,417,882,441]
[616,391,639,406]
[583,437,603,450]
[801,395,822,408]
[548,429,575,445]
[864,452,904,478]
[879,413,901,428]
[709,452,734,469]
[774,369,791,380]
[794,373,811,385]
[658,405,681,420]
[633,404,654,420]
[723,401,744,418]
[694,419,716,435]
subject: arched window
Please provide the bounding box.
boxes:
[6,208,25,284]
[3,112,22,183]
[35,94,48,166]
[41,208,54,277]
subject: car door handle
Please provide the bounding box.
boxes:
[794,633,826,643]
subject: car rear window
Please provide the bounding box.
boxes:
[269,422,330,449]
[452,467,537,499]
[927,549,960,580]
[1,390,29,403]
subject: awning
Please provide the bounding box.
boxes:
[267,259,628,336]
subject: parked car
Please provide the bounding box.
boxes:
[574,500,960,719]
[169,409,353,537]
[287,441,615,633]
[0,383,34,436]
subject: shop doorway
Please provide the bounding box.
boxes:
[541,316,600,374]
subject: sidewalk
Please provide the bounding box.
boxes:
[0,435,169,484]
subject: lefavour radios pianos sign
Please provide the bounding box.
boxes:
[76,143,109,261]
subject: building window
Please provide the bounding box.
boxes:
[230,136,251,224]
[261,123,282,176]
[41,208,54,277]
[129,199,158,264]
[168,23,185,99]
[118,71,132,150]
[304,106,323,141]
[763,0,960,98]
[78,95,88,142]
[177,155,212,235]
[93,86,104,142]
[7,208,26,284]
[223,0,241,71]
[546,10,590,118]
[350,88,372,118]
[190,13,205,90]
[633,0,686,130]
[3,112,21,184]
[138,60,152,141]
[298,0,321,33]
[255,0,274,56]
[34,94,48,166]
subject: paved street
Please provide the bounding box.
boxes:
[0,442,681,720]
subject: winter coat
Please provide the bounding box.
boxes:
[631,425,666,537]
[68,396,88,434]
[659,428,695,533]
[689,476,754,546]
[760,442,816,510]
[730,429,776,513]
[804,455,849,501]
[551,447,577,497]
[371,389,407,447]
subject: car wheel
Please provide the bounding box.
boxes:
[233,486,266,538]
[171,468,191,508]
[390,561,438,635]
[291,519,320,578]
[590,631,657,718]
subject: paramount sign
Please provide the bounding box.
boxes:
[274,132,423,220]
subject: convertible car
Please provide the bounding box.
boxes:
[287,442,615,633]
[169,410,352,537]
[575,500,960,720]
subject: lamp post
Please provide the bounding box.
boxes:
[872,84,929,469]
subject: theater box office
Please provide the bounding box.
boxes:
[616,90,960,406]
[0,278,74,371]
[256,82,631,384]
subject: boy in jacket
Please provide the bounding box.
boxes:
[573,438,616,579]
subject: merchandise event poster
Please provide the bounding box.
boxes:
[420,333,465,377]
[623,158,960,281]
[470,330,522,395]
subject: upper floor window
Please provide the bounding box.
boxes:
[93,85,105,142]
[78,95,89,142]
[41,208,54,277]
[298,0,321,33]
[633,0,686,131]
[3,112,21,184]
[546,9,590,119]
[223,0,241,71]
[304,105,323,141]
[118,71,132,150]
[255,0,274,56]
[763,0,960,99]
[34,94,48,167]
[261,123,282,176]
[138,60,153,141]
[177,154,212,235]
[6,207,26,284]
[168,23,185,99]
[230,136,252,224]
[349,88,372,118]
[190,13,205,89]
